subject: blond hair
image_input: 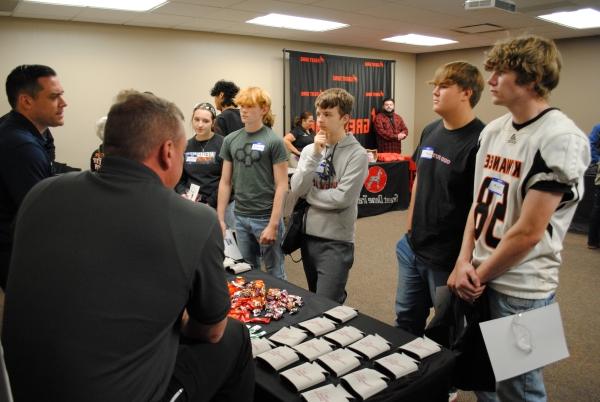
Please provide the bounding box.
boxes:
[234,87,275,126]
[484,35,561,99]
[429,61,484,107]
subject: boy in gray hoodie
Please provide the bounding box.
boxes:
[290,88,369,303]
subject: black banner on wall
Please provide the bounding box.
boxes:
[288,51,393,149]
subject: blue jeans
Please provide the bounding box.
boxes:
[476,288,556,402]
[234,214,286,280]
[395,234,450,336]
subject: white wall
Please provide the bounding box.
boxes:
[414,36,600,146]
[0,17,416,169]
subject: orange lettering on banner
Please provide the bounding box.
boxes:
[365,91,385,97]
[332,75,358,83]
[346,118,370,135]
[300,55,325,64]
[364,61,384,68]
[300,90,323,97]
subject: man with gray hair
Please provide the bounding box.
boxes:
[2,92,253,402]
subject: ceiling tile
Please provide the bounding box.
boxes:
[12,2,81,19]
[153,2,222,18]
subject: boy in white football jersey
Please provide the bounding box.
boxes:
[448,35,590,401]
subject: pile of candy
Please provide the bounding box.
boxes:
[228,276,304,324]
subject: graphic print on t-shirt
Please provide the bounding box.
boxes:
[185,151,216,164]
[234,143,263,166]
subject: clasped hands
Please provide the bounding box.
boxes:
[447,260,486,303]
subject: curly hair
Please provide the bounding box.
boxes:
[484,35,561,99]
[210,80,240,107]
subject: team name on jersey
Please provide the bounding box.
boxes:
[483,154,522,178]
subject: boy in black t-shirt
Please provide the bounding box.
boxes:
[394,62,485,336]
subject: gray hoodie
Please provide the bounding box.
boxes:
[290,134,368,242]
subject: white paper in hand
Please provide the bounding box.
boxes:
[480,303,569,382]
[223,229,243,260]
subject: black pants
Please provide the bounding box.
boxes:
[300,235,354,304]
[161,318,254,402]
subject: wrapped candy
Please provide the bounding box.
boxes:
[227,277,304,324]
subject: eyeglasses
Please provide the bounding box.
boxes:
[193,102,217,118]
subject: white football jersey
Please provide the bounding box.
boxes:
[472,109,590,299]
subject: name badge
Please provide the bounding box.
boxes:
[316,162,325,173]
[251,143,265,152]
[421,147,434,159]
[489,178,506,196]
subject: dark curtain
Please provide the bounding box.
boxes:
[288,51,393,149]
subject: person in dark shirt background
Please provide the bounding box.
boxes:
[284,111,315,168]
[0,64,67,289]
[210,79,244,136]
[176,102,224,208]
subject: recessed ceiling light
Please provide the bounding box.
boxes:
[23,0,168,12]
[247,13,348,32]
[382,34,457,46]
[537,8,600,29]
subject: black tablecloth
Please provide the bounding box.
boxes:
[358,161,410,218]
[228,270,455,402]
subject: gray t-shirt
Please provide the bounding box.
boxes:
[220,125,288,216]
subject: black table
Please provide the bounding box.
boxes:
[358,161,410,218]
[228,270,455,402]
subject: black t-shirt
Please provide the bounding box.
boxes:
[290,126,314,152]
[2,156,230,402]
[176,134,224,207]
[214,108,243,136]
[409,118,484,271]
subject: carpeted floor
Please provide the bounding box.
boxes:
[284,210,600,402]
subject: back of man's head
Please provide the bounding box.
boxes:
[210,80,239,107]
[430,61,484,108]
[315,88,354,116]
[103,92,184,162]
[484,35,561,99]
[5,64,56,109]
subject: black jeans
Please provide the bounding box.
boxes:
[161,318,254,402]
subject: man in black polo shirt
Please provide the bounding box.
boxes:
[0,64,66,289]
[2,92,253,402]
